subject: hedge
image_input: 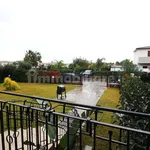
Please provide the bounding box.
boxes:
[0,65,75,83]
[93,71,122,76]
[118,77,150,150]
[140,72,150,84]
[93,71,143,76]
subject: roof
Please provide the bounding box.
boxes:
[111,65,122,68]
[134,46,150,52]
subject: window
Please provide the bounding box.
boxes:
[148,51,150,56]
[143,66,147,69]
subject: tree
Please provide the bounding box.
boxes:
[47,60,66,70]
[55,60,66,69]
[121,59,140,74]
[38,64,47,70]
[115,61,121,65]
[101,63,110,71]
[69,57,90,73]
[24,50,42,68]
[95,58,105,71]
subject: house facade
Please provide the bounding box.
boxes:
[110,65,123,71]
[133,46,150,72]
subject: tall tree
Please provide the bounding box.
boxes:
[68,57,90,73]
[70,58,89,69]
[55,60,66,69]
[115,61,121,65]
[24,50,42,68]
[121,59,140,74]
[95,58,105,71]
[47,60,66,70]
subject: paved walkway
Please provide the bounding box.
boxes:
[63,81,106,117]
[66,81,106,106]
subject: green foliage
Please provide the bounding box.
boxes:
[24,50,42,67]
[0,62,31,83]
[47,60,66,70]
[38,64,47,70]
[95,58,105,71]
[13,61,32,70]
[93,71,124,76]
[59,68,73,73]
[2,64,16,79]
[119,77,150,149]
[13,61,32,82]
[0,65,3,82]
[120,77,150,112]
[140,73,150,84]
[69,57,90,73]
[121,59,141,74]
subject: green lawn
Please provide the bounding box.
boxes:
[0,82,78,112]
[0,82,78,132]
[0,82,78,100]
[82,88,120,150]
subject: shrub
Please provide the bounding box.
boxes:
[140,73,150,84]
[2,77,20,91]
[93,71,124,76]
[118,77,150,150]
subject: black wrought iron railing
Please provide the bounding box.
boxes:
[0,91,150,150]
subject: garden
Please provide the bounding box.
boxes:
[0,59,150,150]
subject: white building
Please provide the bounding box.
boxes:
[110,65,123,71]
[133,46,150,72]
[39,62,51,67]
[0,61,13,66]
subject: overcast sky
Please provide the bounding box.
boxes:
[0,0,150,63]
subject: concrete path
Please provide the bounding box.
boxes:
[66,81,106,106]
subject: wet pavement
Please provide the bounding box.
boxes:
[66,81,106,106]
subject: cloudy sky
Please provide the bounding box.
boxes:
[0,0,150,63]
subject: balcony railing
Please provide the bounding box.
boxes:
[0,91,150,150]
[138,57,150,64]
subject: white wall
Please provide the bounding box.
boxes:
[133,49,150,64]
[111,66,123,71]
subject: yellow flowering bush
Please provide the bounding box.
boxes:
[2,77,20,91]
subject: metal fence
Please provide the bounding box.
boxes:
[0,91,150,150]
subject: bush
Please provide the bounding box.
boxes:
[93,71,124,76]
[2,77,20,91]
[118,77,150,149]
[140,73,150,84]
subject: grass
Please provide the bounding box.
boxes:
[82,88,120,150]
[0,83,121,149]
[0,82,78,113]
[0,82,77,100]
[0,82,79,132]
